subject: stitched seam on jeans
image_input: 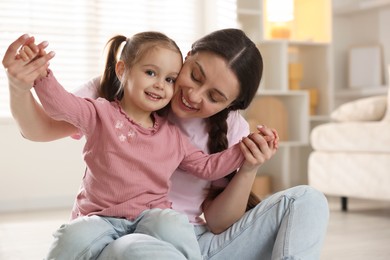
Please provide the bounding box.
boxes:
[282,198,295,258]
[281,187,310,259]
[76,229,118,260]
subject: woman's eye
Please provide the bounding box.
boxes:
[208,93,218,103]
[191,71,200,82]
[166,77,176,84]
[146,70,155,76]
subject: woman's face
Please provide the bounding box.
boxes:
[170,51,240,119]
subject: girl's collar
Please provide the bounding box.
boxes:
[114,99,160,131]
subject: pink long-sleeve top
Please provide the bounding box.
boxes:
[73,76,250,225]
[34,71,245,221]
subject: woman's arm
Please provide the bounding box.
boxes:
[11,86,78,141]
[202,168,257,234]
[3,34,82,141]
[203,126,279,234]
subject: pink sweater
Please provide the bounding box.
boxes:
[34,71,245,220]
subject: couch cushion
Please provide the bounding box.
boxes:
[330,95,387,122]
[383,65,390,121]
[308,151,390,200]
[311,121,390,152]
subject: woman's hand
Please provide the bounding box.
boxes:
[3,34,76,142]
[2,34,55,94]
[17,40,51,79]
[239,124,279,172]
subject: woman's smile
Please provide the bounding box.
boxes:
[181,91,198,111]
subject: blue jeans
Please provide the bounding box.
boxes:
[45,208,201,260]
[97,185,329,260]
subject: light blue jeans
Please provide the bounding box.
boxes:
[45,208,201,260]
[97,185,329,260]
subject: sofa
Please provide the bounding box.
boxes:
[308,68,390,211]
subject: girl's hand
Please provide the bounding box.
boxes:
[239,125,279,172]
[17,38,51,78]
[2,34,55,93]
[16,38,39,61]
[257,124,279,151]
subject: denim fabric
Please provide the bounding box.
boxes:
[97,185,329,260]
[196,185,329,260]
[45,208,201,260]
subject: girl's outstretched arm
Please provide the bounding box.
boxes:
[3,34,78,141]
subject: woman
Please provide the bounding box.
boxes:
[3,29,328,259]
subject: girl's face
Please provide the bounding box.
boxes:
[118,46,182,118]
[170,51,240,119]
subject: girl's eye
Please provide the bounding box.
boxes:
[146,70,156,76]
[166,77,176,84]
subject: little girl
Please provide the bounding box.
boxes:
[24,32,269,259]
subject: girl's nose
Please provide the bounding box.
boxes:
[153,79,165,90]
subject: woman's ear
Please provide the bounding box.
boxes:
[115,61,125,81]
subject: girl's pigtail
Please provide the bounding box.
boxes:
[99,35,127,101]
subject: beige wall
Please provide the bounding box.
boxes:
[0,119,84,212]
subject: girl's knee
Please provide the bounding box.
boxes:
[47,216,117,258]
[137,209,192,237]
[148,208,189,224]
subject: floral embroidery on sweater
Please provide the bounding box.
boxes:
[115,120,124,129]
[115,120,137,142]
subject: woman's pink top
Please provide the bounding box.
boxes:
[73,76,250,224]
[34,71,245,221]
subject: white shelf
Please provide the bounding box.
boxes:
[237,0,262,10]
[335,86,388,98]
[262,39,331,46]
[334,0,390,16]
[244,92,309,144]
[237,9,262,16]
[279,141,309,147]
[238,0,332,192]
[333,0,390,106]
[310,115,331,122]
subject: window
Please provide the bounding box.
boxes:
[0,0,237,118]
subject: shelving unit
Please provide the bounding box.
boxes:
[332,0,390,107]
[237,0,263,42]
[238,0,332,191]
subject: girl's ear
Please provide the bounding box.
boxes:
[115,60,125,81]
[184,51,191,61]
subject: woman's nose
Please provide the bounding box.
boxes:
[187,87,202,103]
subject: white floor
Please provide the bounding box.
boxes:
[0,197,390,259]
[321,197,390,260]
[0,208,69,260]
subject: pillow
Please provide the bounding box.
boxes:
[331,95,387,122]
